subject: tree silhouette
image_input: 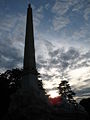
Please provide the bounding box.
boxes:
[0,68,47,119]
[80,98,90,115]
[58,80,76,104]
[38,74,47,96]
[0,68,23,118]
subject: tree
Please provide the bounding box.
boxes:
[80,98,90,115]
[58,80,76,104]
[0,68,47,119]
[0,68,23,119]
[38,74,47,95]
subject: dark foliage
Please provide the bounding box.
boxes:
[0,68,23,118]
[38,75,47,95]
[0,69,89,120]
[0,68,46,119]
[80,98,90,115]
[58,80,76,105]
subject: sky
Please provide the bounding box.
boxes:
[0,0,90,101]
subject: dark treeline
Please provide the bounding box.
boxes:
[0,68,23,119]
[0,68,46,119]
[80,98,90,116]
[0,68,90,120]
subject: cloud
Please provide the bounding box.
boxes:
[51,0,84,31]
[0,39,23,70]
[52,0,80,16]
[33,6,44,28]
[51,0,90,33]
[45,3,50,10]
[36,40,90,100]
[69,24,90,48]
[52,0,69,16]
[84,5,90,20]
[72,0,84,12]
[51,0,71,31]
[52,16,70,31]
[0,13,26,71]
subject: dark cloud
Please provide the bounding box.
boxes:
[0,52,22,70]
[0,37,23,70]
[84,79,90,83]
[76,87,90,96]
[36,40,90,100]
[37,40,90,74]
[37,45,81,72]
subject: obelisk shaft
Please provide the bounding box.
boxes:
[24,4,36,71]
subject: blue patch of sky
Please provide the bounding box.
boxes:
[59,12,85,37]
[66,15,85,35]
[31,0,48,9]
[0,0,30,15]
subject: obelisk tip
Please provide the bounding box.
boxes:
[28,3,31,8]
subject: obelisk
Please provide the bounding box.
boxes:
[22,4,38,90]
[8,4,50,119]
[24,4,36,71]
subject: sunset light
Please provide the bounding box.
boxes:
[48,90,59,98]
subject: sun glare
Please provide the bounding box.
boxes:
[48,90,59,98]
